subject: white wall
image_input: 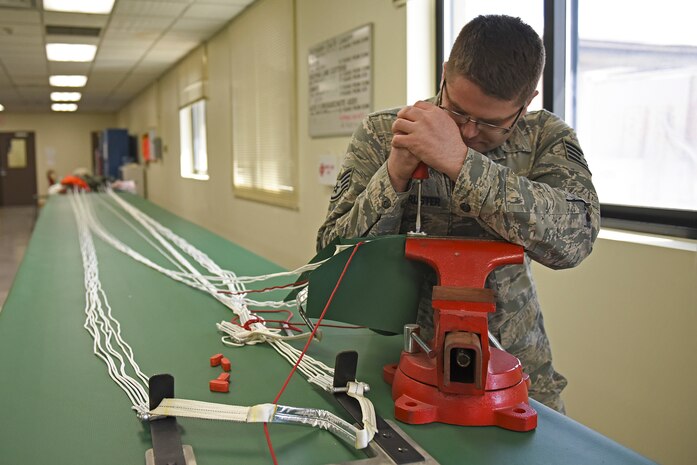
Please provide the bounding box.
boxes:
[0,113,116,197]
[117,0,406,268]
[536,233,697,465]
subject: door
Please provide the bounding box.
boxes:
[0,132,37,206]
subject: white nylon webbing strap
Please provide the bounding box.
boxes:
[149,398,370,449]
[346,381,378,447]
[150,398,271,422]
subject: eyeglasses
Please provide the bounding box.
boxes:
[437,79,524,135]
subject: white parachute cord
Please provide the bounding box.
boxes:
[91,193,201,282]
[71,193,373,443]
[96,192,262,320]
[92,190,328,285]
[92,192,340,393]
[70,193,150,416]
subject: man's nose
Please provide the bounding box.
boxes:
[459,119,480,139]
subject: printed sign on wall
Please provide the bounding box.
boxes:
[308,24,372,138]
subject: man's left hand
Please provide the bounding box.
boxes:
[391,101,468,182]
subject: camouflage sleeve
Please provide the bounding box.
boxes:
[316,113,411,251]
[451,113,600,269]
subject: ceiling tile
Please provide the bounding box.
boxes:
[0,34,43,46]
[113,0,188,18]
[97,46,148,61]
[107,16,174,35]
[0,22,42,36]
[2,61,46,74]
[92,58,141,71]
[183,3,245,20]
[0,45,45,58]
[47,61,91,75]
[195,0,253,4]
[0,8,40,24]
[8,75,46,86]
[43,11,109,28]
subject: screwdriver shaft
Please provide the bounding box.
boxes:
[415,181,422,233]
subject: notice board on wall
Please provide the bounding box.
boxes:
[308,24,372,138]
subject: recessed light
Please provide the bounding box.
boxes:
[51,92,82,102]
[46,43,97,62]
[49,75,88,87]
[43,0,115,15]
[51,103,78,112]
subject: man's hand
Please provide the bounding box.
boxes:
[391,101,468,182]
[386,140,420,192]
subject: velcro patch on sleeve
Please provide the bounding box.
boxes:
[330,168,353,201]
[563,140,591,174]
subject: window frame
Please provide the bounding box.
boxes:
[436,0,697,240]
[179,98,209,181]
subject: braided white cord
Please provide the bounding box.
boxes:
[70,194,375,445]
[88,191,337,391]
[70,194,150,415]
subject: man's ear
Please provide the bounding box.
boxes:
[526,90,539,107]
[441,61,448,87]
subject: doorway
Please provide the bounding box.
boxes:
[0,132,37,206]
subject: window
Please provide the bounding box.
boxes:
[572,0,697,236]
[180,99,209,180]
[229,0,298,208]
[439,0,697,238]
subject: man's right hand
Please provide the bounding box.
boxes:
[387,144,420,193]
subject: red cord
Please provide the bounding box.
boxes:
[291,321,366,330]
[217,280,308,295]
[263,241,364,463]
[263,423,279,465]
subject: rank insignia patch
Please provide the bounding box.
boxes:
[563,140,591,173]
[330,168,353,201]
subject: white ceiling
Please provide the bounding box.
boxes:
[0,0,255,113]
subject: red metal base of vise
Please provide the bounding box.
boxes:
[385,238,538,432]
[383,348,537,431]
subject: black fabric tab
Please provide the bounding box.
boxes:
[149,374,187,465]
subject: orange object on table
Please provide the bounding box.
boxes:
[210,353,223,367]
[209,379,229,393]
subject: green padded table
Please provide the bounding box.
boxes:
[0,194,656,465]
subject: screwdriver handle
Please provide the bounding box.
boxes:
[412,162,429,180]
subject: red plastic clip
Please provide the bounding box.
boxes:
[217,372,231,382]
[209,379,229,393]
[221,357,231,372]
[210,353,223,367]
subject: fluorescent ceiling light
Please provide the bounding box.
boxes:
[46,43,97,62]
[51,103,78,112]
[49,75,88,87]
[0,104,4,111]
[51,92,82,102]
[43,0,115,14]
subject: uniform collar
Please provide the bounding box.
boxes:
[484,117,532,160]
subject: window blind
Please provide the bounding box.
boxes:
[229,0,298,208]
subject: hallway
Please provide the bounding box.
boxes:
[0,206,37,310]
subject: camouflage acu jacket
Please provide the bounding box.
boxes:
[317,102,600,376]
[318,103,599,261]
[316,104,600,402]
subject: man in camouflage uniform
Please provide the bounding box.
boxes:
[317,15,600,413]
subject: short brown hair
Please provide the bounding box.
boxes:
[447,15,545,105]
